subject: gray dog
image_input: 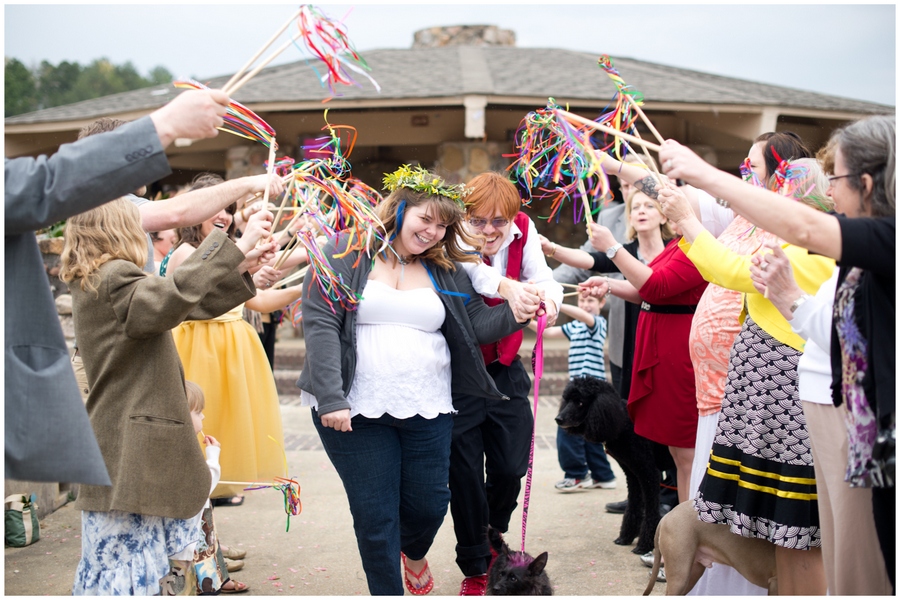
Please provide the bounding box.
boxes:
[643,502,778,595]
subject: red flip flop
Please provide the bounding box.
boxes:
[402,552,434,595]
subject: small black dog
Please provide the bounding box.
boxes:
[486,526,552,595]
[555,375,673,555]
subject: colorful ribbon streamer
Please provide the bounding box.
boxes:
[173,78,277,148]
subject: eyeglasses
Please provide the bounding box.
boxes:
[827,173,857,184]
[468,217,510,229]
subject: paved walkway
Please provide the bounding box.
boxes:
[5,334,665,596]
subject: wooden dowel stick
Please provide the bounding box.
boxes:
[624,94,666,146]
[223,29,304,96]
[563,291,581,298]
[559,282,580,289]
[221,8,302,94]
[557,109,661,153]
[273,233,303,271]
[577,178,593,239]
[272,265,309,288]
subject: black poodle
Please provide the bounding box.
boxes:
[555,375,673,555]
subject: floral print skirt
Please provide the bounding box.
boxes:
[72,510,200,596]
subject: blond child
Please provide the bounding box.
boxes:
[160,381,248,595]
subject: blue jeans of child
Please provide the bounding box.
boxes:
[556,425,615,482]
[312,409,453,596]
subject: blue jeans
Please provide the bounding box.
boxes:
[556,425,615,482]
[312,409,453,596]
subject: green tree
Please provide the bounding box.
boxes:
[7,57,175,116]
[37,60,82,108]
[148,65,174,86]
[5,57,38,116]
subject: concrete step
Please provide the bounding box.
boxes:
[275,346,572,373]
[274,369,572,399]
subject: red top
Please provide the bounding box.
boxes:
[627,239,708,448]
[480,212,529,366]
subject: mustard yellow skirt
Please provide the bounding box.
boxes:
[173,318,285,497]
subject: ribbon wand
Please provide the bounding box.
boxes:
[222,8,303,94]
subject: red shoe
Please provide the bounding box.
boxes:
[402,553,434,595]
[459,575,487,596]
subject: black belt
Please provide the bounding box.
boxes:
[640,301,697,315]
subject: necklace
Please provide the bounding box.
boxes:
[396,253,417,284]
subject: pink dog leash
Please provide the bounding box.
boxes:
[520,303,547,552]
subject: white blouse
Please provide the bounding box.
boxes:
[301,278,454,419]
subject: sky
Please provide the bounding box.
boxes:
[3,2,897,106]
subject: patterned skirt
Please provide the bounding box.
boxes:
[694,317,820,549]
[72,510,200,596]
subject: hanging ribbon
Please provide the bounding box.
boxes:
[520,302,547,552]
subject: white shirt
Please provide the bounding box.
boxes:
[790,268,838,405]
[696,188,734,238]
[301,279,454,419]
[461,215,564,310]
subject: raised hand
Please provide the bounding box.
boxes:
[252,265,283,289]
[150,89,229,147]
[588,223,617,253]
[658,182,693,225]
[578,275,609,299]
[658,139,719,190]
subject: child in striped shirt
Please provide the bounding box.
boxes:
[532,294,618,492]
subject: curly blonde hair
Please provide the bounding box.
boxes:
[376,182,482,271]
[59,198,148,295]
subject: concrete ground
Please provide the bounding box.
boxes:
[4,334,665,596]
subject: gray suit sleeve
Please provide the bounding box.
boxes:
[4,116,171,235]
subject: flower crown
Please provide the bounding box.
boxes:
[382,165,470,208]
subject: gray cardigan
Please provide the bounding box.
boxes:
[296,237,527,416]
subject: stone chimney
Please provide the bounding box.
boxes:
[413,25,515,48]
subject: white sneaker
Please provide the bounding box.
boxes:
[657,566,666,582]
[640,551,654,567]
[584,478,617,490]
[554,477,590,492]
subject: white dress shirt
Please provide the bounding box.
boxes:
[460,215,564,310]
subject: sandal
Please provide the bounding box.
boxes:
[212,495,245,507]
[402,552,434,595]
[220,579,250,594]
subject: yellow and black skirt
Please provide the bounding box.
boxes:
[694,317,820,549]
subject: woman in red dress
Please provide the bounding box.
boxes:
[581,190,707,503]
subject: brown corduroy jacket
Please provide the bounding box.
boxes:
[71,230,255,519]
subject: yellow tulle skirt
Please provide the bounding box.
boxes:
[172,313,286,497]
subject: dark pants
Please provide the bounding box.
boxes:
[609,362,623,398]
[873,485,895,593]
[312,410,453,595]
[449,359,533,577]
[556,425,615,481]
[258,315,278,371]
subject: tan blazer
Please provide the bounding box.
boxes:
[71,230,255,519]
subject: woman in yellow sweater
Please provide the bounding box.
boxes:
[658,157,834,595]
